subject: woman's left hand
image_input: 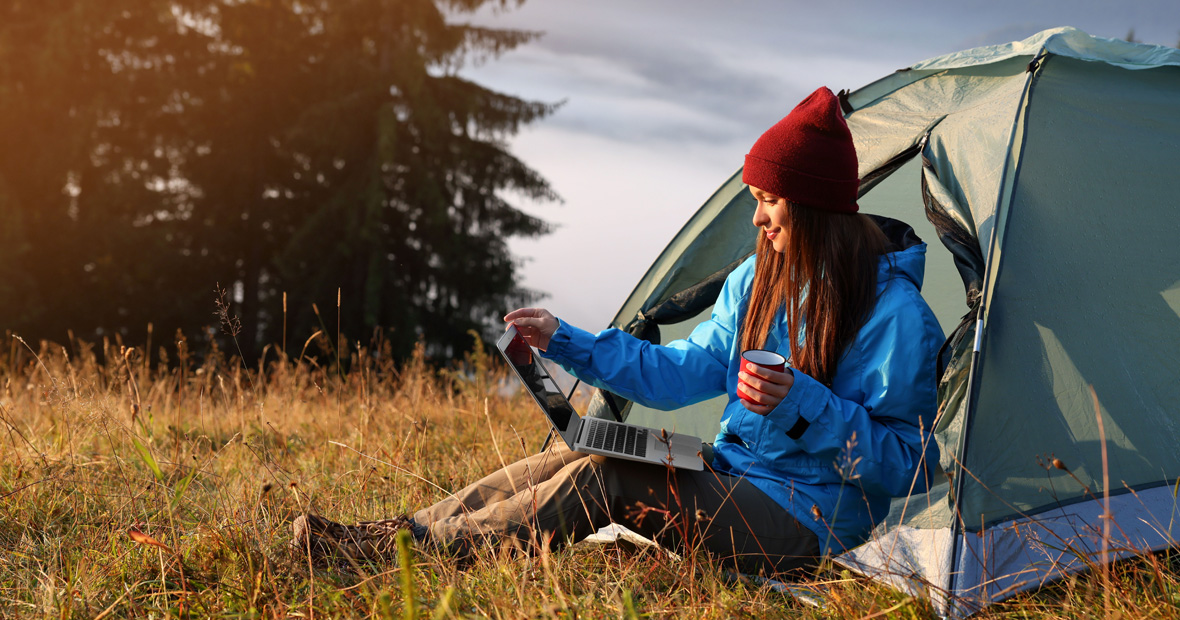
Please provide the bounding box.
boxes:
[737,365,795,415]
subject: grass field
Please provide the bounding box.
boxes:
[2,332,1179,619]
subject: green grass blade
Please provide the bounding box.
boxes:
[171,463,199,507]
[130,435,165,482]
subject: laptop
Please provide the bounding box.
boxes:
[496,324,705,471]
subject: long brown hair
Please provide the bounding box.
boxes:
[740,204,887,386]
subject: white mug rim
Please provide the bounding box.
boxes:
[741,349,786,366]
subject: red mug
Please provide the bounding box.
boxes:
[738,349,787,403]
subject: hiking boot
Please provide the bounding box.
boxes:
[291,513,415,561]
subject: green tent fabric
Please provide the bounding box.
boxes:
[584,27,1180,616]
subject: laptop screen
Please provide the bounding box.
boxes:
[496,326,577,434]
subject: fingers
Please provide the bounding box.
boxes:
[740,399,775,415]
[737,379,781,407]
[737,366,795,415]
[504,309,554,333]
[738,381,776,415]
[742,363,792,386]
[737,370,790,400]
[511,317,550,331]
[503,308,558,350]
[503,307,547,323]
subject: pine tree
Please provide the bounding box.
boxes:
[0,0,557,360]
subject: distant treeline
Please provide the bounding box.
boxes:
[0,0,557,363]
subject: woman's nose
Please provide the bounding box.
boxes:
[752,202,769,227]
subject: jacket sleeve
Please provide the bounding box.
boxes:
[763,299,942,497]
[540,269,748,411]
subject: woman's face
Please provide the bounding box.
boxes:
[750,186,790,253]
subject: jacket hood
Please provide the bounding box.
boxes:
[872,215,927,291]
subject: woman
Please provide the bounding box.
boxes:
[294,87,944,574]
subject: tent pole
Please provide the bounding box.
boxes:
[945,51,1047,610]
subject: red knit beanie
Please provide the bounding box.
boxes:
[742,87,859,212]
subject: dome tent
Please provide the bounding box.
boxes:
[582,27,1180,616]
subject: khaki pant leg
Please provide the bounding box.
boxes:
[413,442,588,524]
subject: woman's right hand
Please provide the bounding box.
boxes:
[504,308,559,351]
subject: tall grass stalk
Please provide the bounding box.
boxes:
[398,530,417,620]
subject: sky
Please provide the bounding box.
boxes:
[457,0,1180,333]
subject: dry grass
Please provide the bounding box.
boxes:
[1,332,1178,619]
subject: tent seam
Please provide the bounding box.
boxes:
[946,49,1048,609]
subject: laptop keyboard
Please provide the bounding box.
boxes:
[584,419,648,458]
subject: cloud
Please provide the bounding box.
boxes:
[464,5,916,148]
[465,0,1180,153]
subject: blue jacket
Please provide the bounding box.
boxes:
[541,241,944,553]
